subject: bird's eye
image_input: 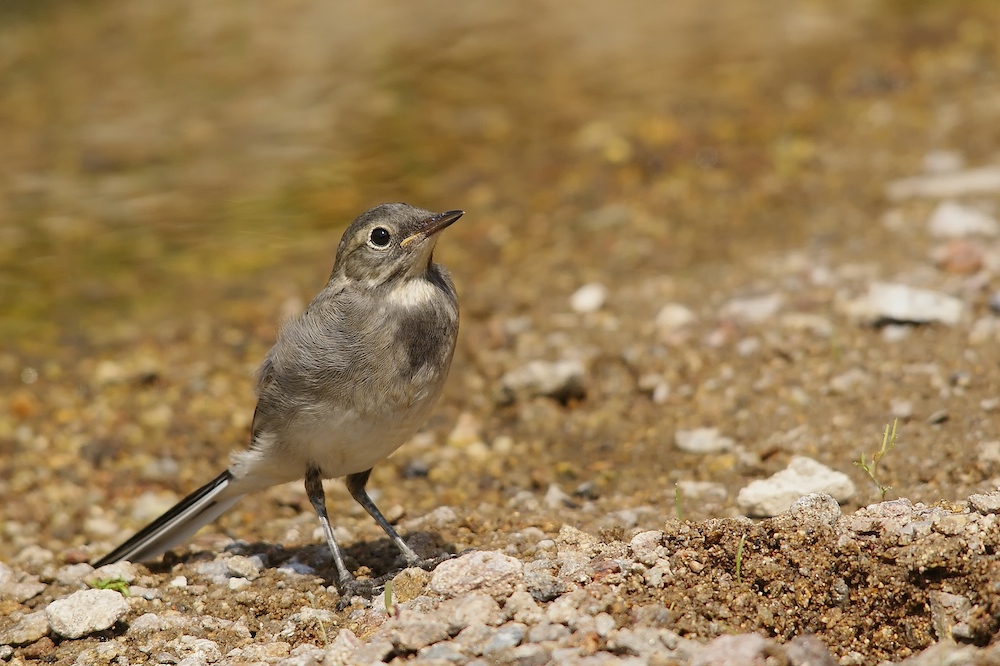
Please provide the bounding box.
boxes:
[369,227,391,248]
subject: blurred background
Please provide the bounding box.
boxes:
[2,0,999,560]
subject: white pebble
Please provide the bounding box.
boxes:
[655,303,696,332]
[928,201,999,238]
[46,589,129,639]
[737,456,855,517]
[569,283,608,313]
[674,428,734,454]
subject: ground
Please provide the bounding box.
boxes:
[2,1,1000,664]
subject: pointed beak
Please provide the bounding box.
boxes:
[400,210,464,248]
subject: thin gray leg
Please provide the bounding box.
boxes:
[346,469,419,563]
[304,466,354,586]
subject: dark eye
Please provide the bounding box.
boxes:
[369,227,391,248]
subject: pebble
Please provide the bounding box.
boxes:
[990,291,1000,314]
[45,588,129,639]
[719,292,783,323]
[0,563,46,602]
[54,563,96,586]
[429,551,524,600]
[655,302,696,332]
[224,554,264,580]
[737,456,856,517]
[929,591,974,642]
[569,282,608,313]
[969,491,1000,515]
[927,200,1000,237]
[787,493,842,528]
[495,359,586,405]
[886,165,1000,200]
[389,619,451,652]
[856,282,963,325]
[544,483,575,509]
[481,622,526,654]
[674,427,734,454]
[0,611,50,646]
[931,239,985,274]
[165,635,223,663]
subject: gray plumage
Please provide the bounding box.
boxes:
[94,203,462,591]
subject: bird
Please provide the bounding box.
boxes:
[93,203,463,594]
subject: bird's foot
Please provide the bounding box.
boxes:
[402,551,455,573]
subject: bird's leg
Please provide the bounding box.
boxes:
[304,465,354,588]
[345,469,421,563]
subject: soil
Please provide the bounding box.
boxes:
[2,1,1000,664]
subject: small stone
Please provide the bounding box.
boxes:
[927,409,949,425]
[929,591,974,642]
[524,570,565,603]
[417,641,467,663]
[828,368,871,395]
[927,201,999,237]
[0,564,45,603]
[45,589,129,639]
[594,612,616,637]
[224,555,263,580]
[784,635,838,666]
[439,592,503,631]
[20,637,56,660]
[325,628,364,663]
[969,491,1000,515]
[569,283,608,313]
[54,563,96,586]
[674,427,734,454]
[676,480,728,503]
[482,623,526,654]
[93,561,138,584]
[389,619,451,652]
[655,303,696,332]
[886,165,1000,200]
[165,635,222,663]
[720,293,783,323]
[501,643,551,666]
[391,567,432,603]
[544,484,575,509]
[629,531,665,567]
[858,282,963,326]
[890,399,914,420]
[228,577,251,590]
[737,457,855,518]
[0,611,50,646]
[932,240,985,274]
[922,150,965,174]
[692,633,774,666]
[430,551,524,600]
[504,590,544,624]
[495,360,586,405]
[787,493,842,527]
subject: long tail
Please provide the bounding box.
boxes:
[93,470,246,567]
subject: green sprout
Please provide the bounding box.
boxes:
[674,483,683,521]
[88,577,130,596]
[855,419,898,501]
[384,580,394,616]
[735,534,747,584]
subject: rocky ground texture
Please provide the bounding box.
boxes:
[4,1,1000,664]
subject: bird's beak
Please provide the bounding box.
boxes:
[400,210,464,248]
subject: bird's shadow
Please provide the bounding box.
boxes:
[152,529,457,599]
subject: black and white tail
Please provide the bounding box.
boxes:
[93,470,245,567]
